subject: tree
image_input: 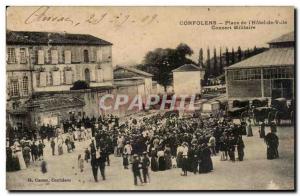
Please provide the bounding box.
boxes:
[70,80,89,90]
[231,47,235,64]
[213,47,217,76]
[219,47,223,74]
[198,48,203,68]
[206,48,211,77]
[176,43,193,56]
[253,46,258,55]
[237,46,242,62]
[225,47,229,67]
[142,43,195,91]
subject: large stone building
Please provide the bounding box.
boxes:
[172,64,205,96]
[225,32,294,101]
[6,30,114,129]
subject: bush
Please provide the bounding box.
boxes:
[70,80,89,90]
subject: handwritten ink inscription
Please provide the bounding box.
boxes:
[24,6,159,28]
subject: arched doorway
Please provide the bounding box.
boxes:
[84,68,90,84]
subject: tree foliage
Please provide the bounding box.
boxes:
[70,80,89,90]
[139,43,195,90]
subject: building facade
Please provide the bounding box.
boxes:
[172,64,205,96]
[225,32,294,101]
[113,66,154,116]
[6,31,114,129]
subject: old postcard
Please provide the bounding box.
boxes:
[6,6,295,191]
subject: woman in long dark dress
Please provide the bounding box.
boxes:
[164,145,172,170]
[150,148,158,171]
[157,149,166,171]
[265,132,279,159]
[259,122,266,138]
[237,136,245,161]
[199,143,213,173]
[246,119,253,137]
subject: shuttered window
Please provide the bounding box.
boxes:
[96,49,102,62]
[52,71,61,85]
[38,50,45,65]
[64,50,71,64]
[20,48,27,64]
[97,68,104,82]
[51,50,58,64]
[65,70,73,84]
[40,72,47,87]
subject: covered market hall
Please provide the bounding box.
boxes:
[225,31,294,101]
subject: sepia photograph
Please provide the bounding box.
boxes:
[5,6,295,191]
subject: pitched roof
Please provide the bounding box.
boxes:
[268,31,294,44]
[114,66,153,77]
[226,48,294,69]
[6,30,112,46]
[172,64,202,72]
[27,95,85,111]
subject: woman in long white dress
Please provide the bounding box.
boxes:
[246,119,253,137]
[13,140,27,170]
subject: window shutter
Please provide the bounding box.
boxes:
[90,69,95,81]
[51,50,58,64]
[97,69,104,82]
[38,50,44,65]
[71,48,81,63]
[66,70,73,84]
[15,48,20,64]
[64,50,71,64]
[96,49,102,62]
[40,72,47,87]
[52,71,61,85]
[90,48,95,62]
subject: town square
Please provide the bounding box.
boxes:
[5,6,295,191]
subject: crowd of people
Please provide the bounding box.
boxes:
[6,111,279,186]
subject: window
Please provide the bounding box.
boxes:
[83,50,89,63]
[228,69,261,81]
[20,48,27,64]
[38,50,45,64]
[84,68,90,83]
[22,76,29,95]
[64,50,71,64]
[263,67,293,79]
[48,72,53,86]
[7,48,16,63]
[36,73,40,87]
[10,79,19,97]
[51,50,58,64]
[63,71,66,84]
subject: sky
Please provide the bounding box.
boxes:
[6,6,294,66]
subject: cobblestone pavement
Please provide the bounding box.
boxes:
[7,125,294,190]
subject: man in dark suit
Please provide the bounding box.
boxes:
[98,147,106,181]
[141,152,150,183]
[132,154,143,186]
[90,140,99,182]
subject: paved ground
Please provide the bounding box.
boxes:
[6,125,294,190]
